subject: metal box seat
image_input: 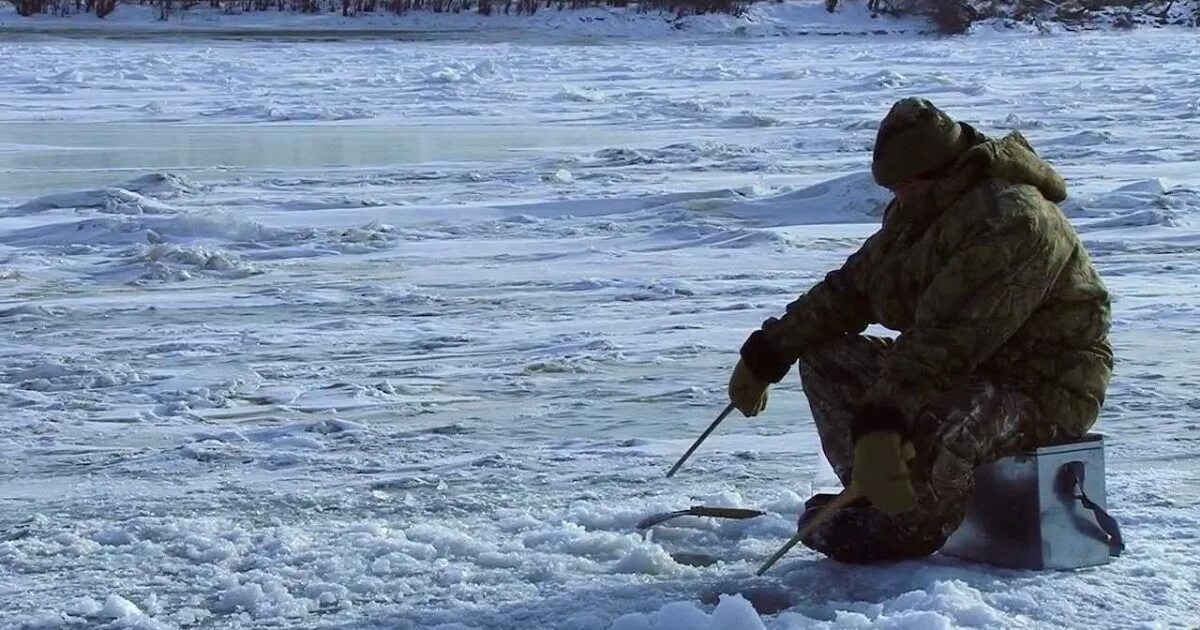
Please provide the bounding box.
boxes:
[941,433,1124,570]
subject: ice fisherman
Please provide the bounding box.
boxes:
[728,98,1114,563]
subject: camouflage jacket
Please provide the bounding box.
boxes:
[744,129,1113,438]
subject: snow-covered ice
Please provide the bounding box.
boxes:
[2,21,1200,630]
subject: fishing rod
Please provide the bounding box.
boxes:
[665,402,736,478]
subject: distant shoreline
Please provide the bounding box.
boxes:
[0,26,939,39]
[1,0,1194,38]
[0,25,506,39]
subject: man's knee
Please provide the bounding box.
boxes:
[797,335,893,400]
[799,497,955,564]
[799,334,891,374]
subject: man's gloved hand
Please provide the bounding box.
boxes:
[728,359,769,418]
[850,430,917,515]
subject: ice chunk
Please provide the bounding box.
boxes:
[66,598,103,617]
[94,528,135,546]
[15,611,67,629]
[653,602,711,630]
[99,595,142,619]
[709,594,765,630]
[612,544,689,576]
[212,583,264,614]
[1112,178,1168,195]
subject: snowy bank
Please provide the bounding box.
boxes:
[2,0,1196,37]
[0,0,932,37]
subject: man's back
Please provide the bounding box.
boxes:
[748,128,1113,440]
[862,130,1113,438]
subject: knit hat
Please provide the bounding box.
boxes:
[871,98,969,189]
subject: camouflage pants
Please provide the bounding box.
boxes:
[797,335,1058,563]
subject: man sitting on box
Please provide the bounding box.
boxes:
[728,98,1114,563]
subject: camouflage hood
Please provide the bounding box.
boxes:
[889,127,1069,228]
[954,129,1067,204]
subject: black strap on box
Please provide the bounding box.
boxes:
[1063,461,1125,557]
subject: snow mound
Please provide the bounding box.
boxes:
[200,103,374,122]
[9,187,178,216]
[1064,178,1195,227]
[723,171,892,226]
[118,172,207,198]
[1112,178,1169,195]
[426,60,502,84]
[329,221,402,252]
[6,358,143,392]
[487,170,886,230]
[1077,208,1180,231]
[6,170,201,218]
[1042,130,1119,147]
[722,112,782,128]
[119,243,265,284]
[627,225,796,253]
[136,243,249,271]
[861,69,907,90]
[558,85,607,103]
[0,303,69,320]
[0,212,292,248]
[523,357,597,374]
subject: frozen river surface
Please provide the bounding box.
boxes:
[1,29,1198,629]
